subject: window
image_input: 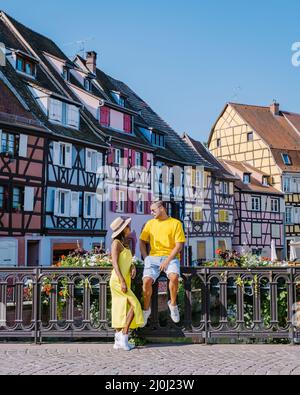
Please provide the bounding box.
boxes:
[114,149,122,165]
[251,196,261,211]
[243,173,251,184]
[283,177,291,193]
[0,186,4,209]
[111,92,126,107]
[247,132,254,142]
[84,78,91,91]
[12,187,24,211]
[282,153,292,166]
[151,132,165,147]
[252,248,262,256]
[262,176,269,186]
[221,181,229,195]
[195,170,202,188]
[0,132,19,155]
[49,99,79,129]
[136,193,144,214]
[86,149,102,173]
[252,223,262,238]
[53,142,72,168]
[193,207,203,222]
[116,191,125,213]
[84,193,95,218]
[54,189,71,217]
[16,55,36,77]
[62,67,70,81]
[219,210,229,223]
[135,152,142,167]
[286,207,293,224]
[271,198,279,213]
[217,139,221,148]
[272,224,281,239]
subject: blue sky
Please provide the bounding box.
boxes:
[2,0,300,142]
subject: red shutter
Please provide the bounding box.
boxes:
[124,114,132,133]
[145,192,152,215]
[124,148,129,168]
[142,152,148,169]
[131,150,136,168]
[111,188,117,212]
[100,106,110,127]
[107,148,114,165]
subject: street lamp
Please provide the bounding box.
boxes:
[184,215,192,267]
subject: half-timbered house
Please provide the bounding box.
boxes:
[182,134,235,262]
[0,11,108,265]
[208,102,300,258]
[0,74,47,266]
[220,160,285,259]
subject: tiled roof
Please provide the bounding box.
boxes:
[183,133,236,179]
[220,159,283,195]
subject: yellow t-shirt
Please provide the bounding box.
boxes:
[140,217,186,258]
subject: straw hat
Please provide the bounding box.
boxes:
[110,216,132,239]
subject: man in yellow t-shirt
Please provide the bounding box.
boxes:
[139,200,186,326]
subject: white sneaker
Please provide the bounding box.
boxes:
[140,308,151,328]
[113,332,122,350]
[119,333,135,351]
[168,301,180,323]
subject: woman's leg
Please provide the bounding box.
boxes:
[122,300,135,335]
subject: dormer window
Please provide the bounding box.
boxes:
[62,67,70,81]
[84,78,92,92]
[151,131,165,148]
[262,176,269,186]
[111,91,126,107]
[282,153,292,166]
[16,54,36,77]
[243,173,251,184]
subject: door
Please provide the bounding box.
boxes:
[27,241,40,267]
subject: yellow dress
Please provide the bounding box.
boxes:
[109,244,144,330]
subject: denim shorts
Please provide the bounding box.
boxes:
[142,256,181,283]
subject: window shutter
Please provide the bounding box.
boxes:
[54,189,59,215]
[96,152,102,172]
[18,134,28,157]
[49,99,62,122]
[143,152,148,169]
[191,169,196,187]
[70,192,79,218]
[65,144,72,168]
[107,149,114,165]
[68,105,79,128]
[86,149,92,172]
[100,106,110,127]
[24,187,34,212]
[124,114,132,133]
[96,196,102,218]
[204,172,208,188]
[229,182,234,195]
[131,150,136,168]
[53,142,60,165]
[0,129,2,153]
[123,148,129,168]
[111,189,117,212]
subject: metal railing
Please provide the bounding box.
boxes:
[0,266,299,343]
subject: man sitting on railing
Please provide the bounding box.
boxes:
[139,200,186,327]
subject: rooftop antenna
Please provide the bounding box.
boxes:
[62,37,95,58]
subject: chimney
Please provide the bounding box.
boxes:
[86,51,97,74]
[270,101,280,116]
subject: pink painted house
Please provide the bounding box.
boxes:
[220,160,285,259]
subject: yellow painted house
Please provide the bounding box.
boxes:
[208,102,300,257]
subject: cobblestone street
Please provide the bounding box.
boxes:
[0,343,300,375]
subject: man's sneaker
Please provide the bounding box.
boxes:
[168,301,180,323]
[140,308,151,328]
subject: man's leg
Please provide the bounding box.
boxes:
[168,273,179,307]
[143,277,153,311]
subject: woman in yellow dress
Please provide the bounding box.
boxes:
[109,217,144,351]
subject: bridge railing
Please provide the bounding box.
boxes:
[0,266,299,343]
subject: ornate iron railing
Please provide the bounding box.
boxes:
[0,266,299,343]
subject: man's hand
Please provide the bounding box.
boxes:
[160,260,170,272]
[131,265,136,280]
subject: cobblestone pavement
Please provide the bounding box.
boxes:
[0,343,300,375]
